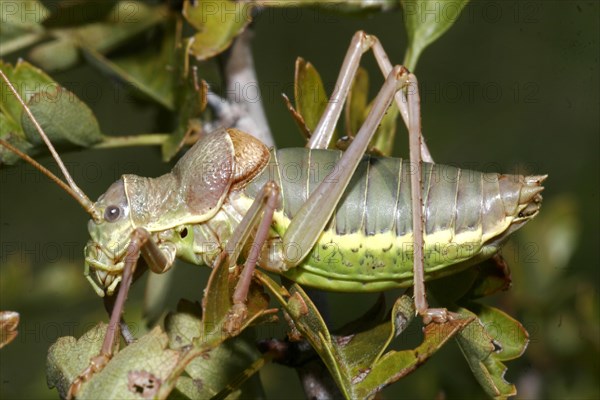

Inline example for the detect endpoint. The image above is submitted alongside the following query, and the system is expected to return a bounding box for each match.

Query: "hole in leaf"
[128,370,161,398]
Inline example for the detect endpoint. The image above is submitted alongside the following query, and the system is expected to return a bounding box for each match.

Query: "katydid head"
[84,179,136,297]
[81,128,271,297]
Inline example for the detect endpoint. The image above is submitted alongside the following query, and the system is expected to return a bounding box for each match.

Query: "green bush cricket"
[0,31,545,398]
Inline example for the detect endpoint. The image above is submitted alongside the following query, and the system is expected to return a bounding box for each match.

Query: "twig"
[221,29,274,147]
[222,28,339,399]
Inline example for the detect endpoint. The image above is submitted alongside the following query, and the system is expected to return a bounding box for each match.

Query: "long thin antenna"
[0,139,95,211]
[0,68,101,222]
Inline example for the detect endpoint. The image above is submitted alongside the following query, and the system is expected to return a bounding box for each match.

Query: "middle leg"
[222,181,280,333]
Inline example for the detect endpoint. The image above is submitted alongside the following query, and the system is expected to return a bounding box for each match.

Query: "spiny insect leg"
[67,228,174,398]
[224,181,280,334]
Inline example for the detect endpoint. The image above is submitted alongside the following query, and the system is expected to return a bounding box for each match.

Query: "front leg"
[67,228,175,399]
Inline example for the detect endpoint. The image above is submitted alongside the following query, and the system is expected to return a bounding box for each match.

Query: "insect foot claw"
[421,308,456,325]
[66,354,111,400]
[224,303,248,336]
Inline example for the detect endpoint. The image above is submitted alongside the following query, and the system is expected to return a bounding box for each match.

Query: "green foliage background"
[1,1,598,399]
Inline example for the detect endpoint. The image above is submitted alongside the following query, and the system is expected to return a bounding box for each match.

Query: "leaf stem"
[0,32,47,57]
[93,134,170,149]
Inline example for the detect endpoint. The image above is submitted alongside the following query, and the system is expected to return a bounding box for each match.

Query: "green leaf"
[0,59,54,126]
[47,323,181,400]
[80,327,181,400]
[342,66,398,156]
[353,314,472,398]
[0,113,32,164]
[42,0,118,28]
[112,34,176,109]
[0,60,103,164]
[45,303,270,399]
[0,0,47,54]
[455,305,529,399]
[179,334,265,399]
[257,272,472,399]
[47,323,107,398]
[401,0,470,70]
[28,1,165,72]
[166,301,266,399]
[337,295,416,379]
[344,67,369,138]
[282,93,311,140]
[22,85,103,147]
[74,1,163,55]
[28,38,79,72]
[368,98,398,157]
[294,57,328,134]
[257,272,351,396]
[161,67,208,161]
[184,0,253,61]
[155,254,275,398]
[201,254,235,337]
[200,253,273,339]
[166,299,204,350]
[80,23,177,110]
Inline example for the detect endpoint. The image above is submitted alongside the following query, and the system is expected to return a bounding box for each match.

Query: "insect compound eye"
[104,205,121,222]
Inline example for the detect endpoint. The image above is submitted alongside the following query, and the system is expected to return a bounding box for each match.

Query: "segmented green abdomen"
[244,148,544,292]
